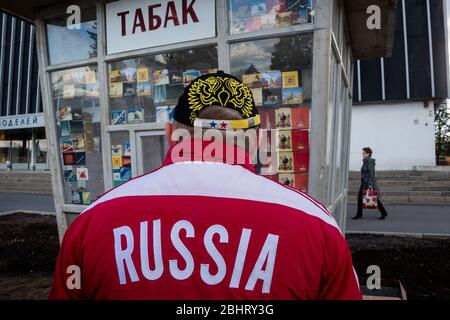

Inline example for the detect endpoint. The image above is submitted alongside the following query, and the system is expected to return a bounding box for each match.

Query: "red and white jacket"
[49,139,362,300]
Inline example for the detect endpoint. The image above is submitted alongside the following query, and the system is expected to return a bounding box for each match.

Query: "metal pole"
[31,130,36,171]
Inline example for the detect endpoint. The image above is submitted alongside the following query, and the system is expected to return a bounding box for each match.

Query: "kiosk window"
[46,7,97,65]
[107,46,218,125]
[51,66,103,205]
[230,34,313,194]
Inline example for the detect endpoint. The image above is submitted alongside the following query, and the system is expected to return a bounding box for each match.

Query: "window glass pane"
[360,59,382,101]
[36,139,48,163]
[230,34,312,195]
[10,140,28,163]
[46,7,97,65]
[229,0,313,35]
[51,66,103,205]
[325,54,338,205]
[108,46,218,125]
[333,75,345,200]
[0,140,9,164]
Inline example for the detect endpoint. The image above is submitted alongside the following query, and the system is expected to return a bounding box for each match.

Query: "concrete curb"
[347,201,450,206]
[346,230,450,240]
[0,210,56,217]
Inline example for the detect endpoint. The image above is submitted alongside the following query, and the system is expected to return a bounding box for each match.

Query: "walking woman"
[352,147,388,220]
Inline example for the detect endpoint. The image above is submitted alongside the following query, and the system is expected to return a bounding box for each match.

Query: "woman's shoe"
[351,216,362,220]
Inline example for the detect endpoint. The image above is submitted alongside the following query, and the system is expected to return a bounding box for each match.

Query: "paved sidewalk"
[346,203,450,235]
[0,193,55,214]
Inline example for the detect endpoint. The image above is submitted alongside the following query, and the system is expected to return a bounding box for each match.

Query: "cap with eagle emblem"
[173,70,260,129]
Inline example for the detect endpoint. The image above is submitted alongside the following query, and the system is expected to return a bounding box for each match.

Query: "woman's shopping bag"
[362,188,378,209]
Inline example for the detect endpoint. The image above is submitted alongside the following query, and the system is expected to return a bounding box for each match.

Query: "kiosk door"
[136,131,168,176]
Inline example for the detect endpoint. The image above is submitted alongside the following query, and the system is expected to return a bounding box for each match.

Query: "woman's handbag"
[362,188,378,209]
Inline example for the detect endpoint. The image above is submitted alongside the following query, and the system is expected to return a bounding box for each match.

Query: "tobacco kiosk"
[0,0,396,241]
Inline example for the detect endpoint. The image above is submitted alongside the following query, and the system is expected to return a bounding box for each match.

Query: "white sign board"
[0,114,45,130]
[106,0,216,55]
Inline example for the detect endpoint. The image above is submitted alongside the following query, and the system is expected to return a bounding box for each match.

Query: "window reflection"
[229,0,313,35]
[46,7,97,65]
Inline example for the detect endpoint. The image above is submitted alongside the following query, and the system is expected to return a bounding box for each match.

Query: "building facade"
[351,0,449,170]
[0,10,46,170]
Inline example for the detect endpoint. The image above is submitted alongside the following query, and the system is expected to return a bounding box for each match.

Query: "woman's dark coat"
[360,157,380,193]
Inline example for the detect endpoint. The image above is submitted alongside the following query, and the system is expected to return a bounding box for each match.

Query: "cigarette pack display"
[111,144,123,156]
[72,135,85,151]
[291,107,309,129]
[275,108,292,128]
[277,151,294,173]
[124,143,131,156]
[137,82,151,96]
[76,167,89,181]
[282,71,300,88]
[276,130,293,151]
[109,82,123,98]
[291,129,309,152]
[61,139,74,153]
[278,173,308,193]
[110,70,123,82]
[122,68,137,82]
[113,169,121,181]
[71,190,81,204]
[112,155,122,169]
[294,152,309,173]
[121,156,132,167]
[277,151,309,173]
[120,167,132,180]
[63,153,75,165]
[263,88,281,107]
[81,192,91,205]
[64,169,76,184]
[111,110,127,125]
[137,68,149,82]
[74,152,86,166]
[123,82,137,96]
[261,71,282,89]
[127,108,144,123]
[282,87,303,105]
